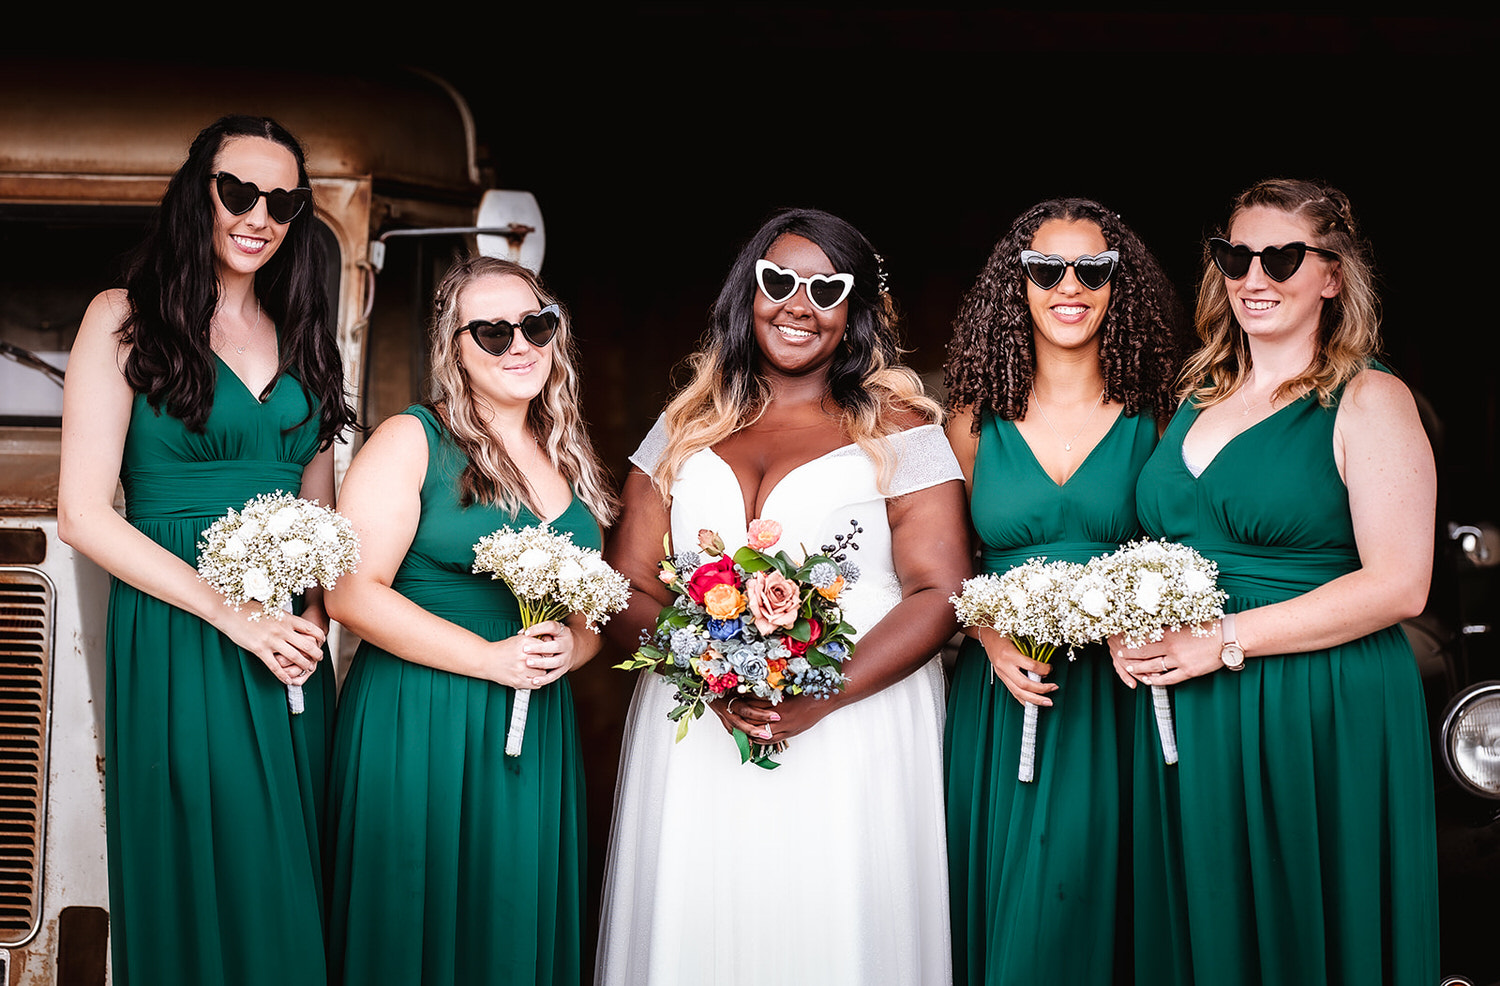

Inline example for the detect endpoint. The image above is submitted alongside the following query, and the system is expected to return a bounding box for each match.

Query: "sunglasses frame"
[753,259,855,311]
[1207,238,1340,283]
[455,304,561,355]
[1019,249,1120,291]
[211,171,312,224]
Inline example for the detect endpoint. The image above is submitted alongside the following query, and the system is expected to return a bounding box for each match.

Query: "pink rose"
[746,569,801,636]
[686,554,738,604]
[746,518,783,551]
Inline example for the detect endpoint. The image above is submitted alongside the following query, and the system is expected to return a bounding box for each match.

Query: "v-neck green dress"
[1130,382,1439,986]
[326,405,592,986]
[107,359,332,986]
[945,409,1156,986]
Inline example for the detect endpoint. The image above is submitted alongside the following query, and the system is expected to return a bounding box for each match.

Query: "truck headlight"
[1441,682,1500,799]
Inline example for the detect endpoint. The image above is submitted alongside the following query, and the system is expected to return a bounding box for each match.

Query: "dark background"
[419,8,1498,977]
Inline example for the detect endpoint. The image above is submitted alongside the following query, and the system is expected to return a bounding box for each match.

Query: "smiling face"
[1223,205,1342,345]
[209,136,301,279]
[752,233,849,380]
[1026,218,1112,360]
[456,273,555,414]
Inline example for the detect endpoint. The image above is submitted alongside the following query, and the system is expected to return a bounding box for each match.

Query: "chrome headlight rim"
[1441,680,1500,801]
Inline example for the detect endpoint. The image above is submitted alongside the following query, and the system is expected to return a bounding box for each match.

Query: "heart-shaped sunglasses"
[1208,238,1340,282]
[754,259,855,311]
[1019,249,1120,291]
[211,171,312,224]
[456,305,561,355]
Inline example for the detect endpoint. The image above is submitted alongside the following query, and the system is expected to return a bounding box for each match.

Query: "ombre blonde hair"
[428,256,617,525]
[651,208,940,500]
[1182,178,1381,408]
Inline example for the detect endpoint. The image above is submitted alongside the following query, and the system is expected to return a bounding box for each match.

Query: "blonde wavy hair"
[1182,178,1381,408]
[428,256,617,525]
[651,208,940,500]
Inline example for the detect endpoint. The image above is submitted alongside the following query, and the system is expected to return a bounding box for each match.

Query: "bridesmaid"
[1115,179,1439,984]
[943,198,1182,986]
[324,256,616,985]
[58,116,355,984]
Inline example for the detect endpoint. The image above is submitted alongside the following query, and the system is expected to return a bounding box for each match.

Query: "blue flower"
[707,617,744,640]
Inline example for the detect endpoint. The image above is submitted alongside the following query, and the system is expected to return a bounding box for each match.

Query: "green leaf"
[788,618,812,643]
[675,716,691,742]
[732,546,773,572]
[733,728,752,764]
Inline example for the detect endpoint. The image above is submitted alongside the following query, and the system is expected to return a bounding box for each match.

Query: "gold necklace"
[215,299,262,356]
[1031,386,1105,452]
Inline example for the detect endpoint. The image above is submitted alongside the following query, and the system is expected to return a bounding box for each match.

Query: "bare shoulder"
[943,404,980,480]
[1337,366,1423,431]
[348,412,430,483]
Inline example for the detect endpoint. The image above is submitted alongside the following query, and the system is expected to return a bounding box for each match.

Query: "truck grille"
[0,568,52,945]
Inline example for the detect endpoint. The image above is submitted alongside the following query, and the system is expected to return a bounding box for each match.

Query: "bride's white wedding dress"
[596,420,960,986]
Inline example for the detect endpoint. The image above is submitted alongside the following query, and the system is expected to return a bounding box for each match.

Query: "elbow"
[323,588,353,627]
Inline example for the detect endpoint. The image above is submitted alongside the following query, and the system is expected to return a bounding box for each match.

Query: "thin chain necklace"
[1031,385,1104,452]
[215,299,262,356]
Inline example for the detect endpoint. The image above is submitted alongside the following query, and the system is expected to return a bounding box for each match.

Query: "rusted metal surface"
[0,430,61,516]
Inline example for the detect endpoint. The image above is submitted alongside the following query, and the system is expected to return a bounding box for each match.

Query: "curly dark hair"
[944,197,1183,429]
[119,115,356,448]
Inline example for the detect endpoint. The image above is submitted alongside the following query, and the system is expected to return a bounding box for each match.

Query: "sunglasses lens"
[216,173,257,215]
[1074,257,1116,290]
[265,188,308,224]
[807,276,851,310]
[1022,257,1066,290]
[521,310,559,347]
[1209,240,1251,279]
[1259,244,1305,282]
[757,265,797,303]
[470,321,515,355]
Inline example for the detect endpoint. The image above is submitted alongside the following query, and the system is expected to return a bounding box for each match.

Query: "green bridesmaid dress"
[107,359,333,985]
[326,405,590,986]
[1131,380,1439,986]
[945,409,1156,986]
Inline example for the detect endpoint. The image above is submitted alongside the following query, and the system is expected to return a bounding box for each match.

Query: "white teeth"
[1054,306,1086,316]
[776,324,813,340]
[1244,300,1277,310]
[231,235,265,251]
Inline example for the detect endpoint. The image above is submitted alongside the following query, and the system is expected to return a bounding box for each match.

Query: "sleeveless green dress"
[1131,382,1439,986]
[107,359,333,986]
[326,405,591,986]
[945,409,1156,986]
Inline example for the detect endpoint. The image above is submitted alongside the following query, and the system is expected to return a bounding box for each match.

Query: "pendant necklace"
[215,299,262,356]
[1032,385,1104,452]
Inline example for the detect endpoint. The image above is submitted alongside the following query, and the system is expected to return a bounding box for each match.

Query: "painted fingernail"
[769,713,781,722]
[1126,664,1137,673]
[759,729,773,739]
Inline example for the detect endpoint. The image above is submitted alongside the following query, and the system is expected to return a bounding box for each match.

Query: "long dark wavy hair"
[118,115,355,448]
[945,197,1183,428]
[651,207,939,497]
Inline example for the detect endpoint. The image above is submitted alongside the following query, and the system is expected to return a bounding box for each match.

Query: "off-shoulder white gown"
[597,421,960,986]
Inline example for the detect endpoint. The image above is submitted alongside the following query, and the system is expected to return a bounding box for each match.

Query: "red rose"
[686,554,738,604]
[785,617,822,657]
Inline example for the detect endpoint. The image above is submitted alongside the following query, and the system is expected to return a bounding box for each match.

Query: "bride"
[596,208,969,985]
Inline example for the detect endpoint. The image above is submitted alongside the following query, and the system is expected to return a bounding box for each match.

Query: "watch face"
[1221,643,1246,670]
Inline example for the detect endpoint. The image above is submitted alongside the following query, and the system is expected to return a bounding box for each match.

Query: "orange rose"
[704,583,748,619]
[746,518,783,550]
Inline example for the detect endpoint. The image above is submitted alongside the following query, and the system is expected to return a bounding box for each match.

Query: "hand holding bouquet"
[952,558,1094,782]
[616,518,861,768]
[473,524,631,757]
[197,491,360,713]
[1091,539,1227,764]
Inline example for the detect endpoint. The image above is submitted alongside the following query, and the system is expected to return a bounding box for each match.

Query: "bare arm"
[58,289,325,685]
[600,467,675,655]
[1117,370,1435,686]
[322,414,583,688]
[735,478,972,744]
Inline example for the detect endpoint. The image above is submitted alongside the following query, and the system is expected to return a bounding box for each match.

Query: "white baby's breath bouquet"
[197,491,360,713]
[1093,539,1228,765]
[952,558,1094,782]
[472,525,631,756]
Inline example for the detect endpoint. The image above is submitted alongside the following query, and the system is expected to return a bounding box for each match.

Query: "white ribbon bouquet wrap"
[952,558,1098,782]
[1090,539,1228,765]
[472,525,630,756]
[196,492,360,713]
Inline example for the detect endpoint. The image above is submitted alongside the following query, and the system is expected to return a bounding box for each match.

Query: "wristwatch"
[1219,613,1246,671]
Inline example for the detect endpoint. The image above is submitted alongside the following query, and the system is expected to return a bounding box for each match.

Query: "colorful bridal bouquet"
[472,525,631,756]
[197,491,361,714]
[1089,539,1227,765]
[952,559,1101,782]
[616,518,861,768]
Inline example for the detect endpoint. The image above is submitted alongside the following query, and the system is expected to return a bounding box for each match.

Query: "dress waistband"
[1187,540,1359,602]
[392,570,524,624]
[123,461,307,521]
